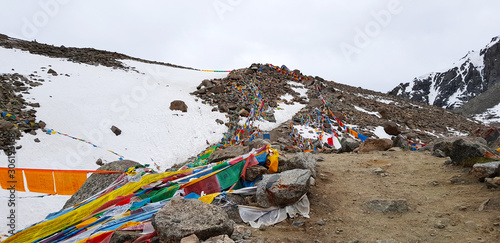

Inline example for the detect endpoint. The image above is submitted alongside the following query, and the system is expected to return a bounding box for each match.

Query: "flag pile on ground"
[3,145,278,243]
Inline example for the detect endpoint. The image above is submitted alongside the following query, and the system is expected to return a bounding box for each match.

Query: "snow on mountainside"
[0,46,232,235]
[389,36,500,115]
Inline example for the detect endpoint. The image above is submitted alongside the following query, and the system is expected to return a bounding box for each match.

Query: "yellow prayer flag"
[199,192,221,204]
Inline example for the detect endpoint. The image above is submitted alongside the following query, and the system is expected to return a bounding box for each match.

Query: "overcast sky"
[1,0,499,92]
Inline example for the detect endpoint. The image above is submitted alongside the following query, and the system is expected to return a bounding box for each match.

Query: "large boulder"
[383,122,401,136]
[471,161,500,180]
[449,138,499,166]
[170,100,188,112]
[277,152,317,177]
[63,160,140,209]
[208,145,250,163]
[358,138,393,152]
[256,169,312,208]
[340,137,361,153]
[152,197,234,242]
[432,136,487,157]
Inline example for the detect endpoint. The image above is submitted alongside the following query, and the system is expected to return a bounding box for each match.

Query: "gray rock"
[340,137,360,153]
[391,135,411,150]
[432,149,447,158]
[208,145,250,163]
[211,194,246,224]
[365,199,408,213]
[152,197,234,242]
[449,138,499,166]
[245,166,267,182]
[231,225,251,241]
[433,136,487,157]
[471,161,500,180]
[244,138,270,150]
[278,152,317,177]
[63,160,140,209]
[256,169,312,208]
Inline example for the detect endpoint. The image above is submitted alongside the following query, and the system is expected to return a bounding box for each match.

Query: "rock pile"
[0,73,44,152]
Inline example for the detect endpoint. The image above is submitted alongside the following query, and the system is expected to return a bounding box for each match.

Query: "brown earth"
[249,150,500,243]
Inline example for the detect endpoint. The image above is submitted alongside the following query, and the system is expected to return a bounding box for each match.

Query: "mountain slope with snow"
[0,46,234,235]
[389,36,500,114]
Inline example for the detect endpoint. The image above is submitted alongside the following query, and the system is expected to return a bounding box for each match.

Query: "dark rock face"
[152,197,234,242]
[449,138,499,166]
[389,37,500,113]
[340,137,361,153]
[63,160,140,209]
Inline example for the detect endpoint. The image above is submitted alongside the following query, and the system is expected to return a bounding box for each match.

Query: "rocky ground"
[248,150,500,243]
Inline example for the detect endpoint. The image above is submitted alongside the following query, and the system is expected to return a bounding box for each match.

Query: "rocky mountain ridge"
[389,36,500,113]
[0,33,486,154]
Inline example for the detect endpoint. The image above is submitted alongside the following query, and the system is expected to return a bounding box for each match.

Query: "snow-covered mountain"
[389,36,500,119]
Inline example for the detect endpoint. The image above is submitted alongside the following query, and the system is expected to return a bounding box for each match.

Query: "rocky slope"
[192,63,482,147]
[389,36,500,112]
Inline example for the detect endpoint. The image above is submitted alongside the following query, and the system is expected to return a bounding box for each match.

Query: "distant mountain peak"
[389,35,500,115]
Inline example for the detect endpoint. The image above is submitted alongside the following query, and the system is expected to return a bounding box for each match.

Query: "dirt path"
[251,150,500,243]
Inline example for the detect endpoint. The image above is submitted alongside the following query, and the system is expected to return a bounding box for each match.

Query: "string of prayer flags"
[45,128,125,159]
[0,168,125,195]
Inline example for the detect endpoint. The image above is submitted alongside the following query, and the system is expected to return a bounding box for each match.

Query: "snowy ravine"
[0,47,306,236]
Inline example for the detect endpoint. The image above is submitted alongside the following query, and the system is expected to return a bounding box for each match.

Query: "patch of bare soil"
[250,151,500,243]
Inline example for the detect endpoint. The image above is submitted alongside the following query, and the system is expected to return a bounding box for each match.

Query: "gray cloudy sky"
[1,0,500,92]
